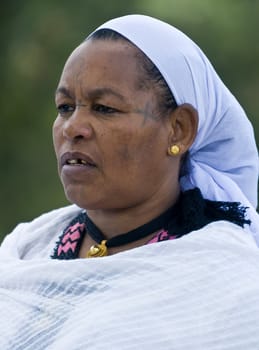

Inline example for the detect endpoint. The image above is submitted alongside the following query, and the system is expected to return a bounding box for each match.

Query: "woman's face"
[53,39,178,210]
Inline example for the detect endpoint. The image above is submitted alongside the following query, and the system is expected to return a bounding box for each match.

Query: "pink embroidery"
[57,222,85,256]
[62,222,85,242]
[58,241,77,255]
[62,230,80,244]
[168,235,176,240]
[147,229,176,244]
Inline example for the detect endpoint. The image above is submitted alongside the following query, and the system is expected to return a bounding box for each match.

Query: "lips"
[61,152,97,168]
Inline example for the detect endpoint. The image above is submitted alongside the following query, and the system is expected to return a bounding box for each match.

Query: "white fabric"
[93,14,259,243]
[1,211,259,349]
[1,204,81,260]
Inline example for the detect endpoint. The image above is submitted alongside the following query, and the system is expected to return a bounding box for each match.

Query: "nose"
[62,107,93,141]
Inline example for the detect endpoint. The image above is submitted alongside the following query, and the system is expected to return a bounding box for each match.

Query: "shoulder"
[186,220,257,251]
[204,220,255,242]
[0,205,82,259]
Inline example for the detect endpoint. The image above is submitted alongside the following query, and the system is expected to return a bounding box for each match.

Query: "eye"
[57,104,75,116]
[92,104,119,114]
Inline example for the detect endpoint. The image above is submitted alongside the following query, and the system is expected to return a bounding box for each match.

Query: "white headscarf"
[91,15,259,243]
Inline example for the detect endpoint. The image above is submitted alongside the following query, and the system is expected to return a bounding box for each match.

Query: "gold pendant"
[86,240,108,258]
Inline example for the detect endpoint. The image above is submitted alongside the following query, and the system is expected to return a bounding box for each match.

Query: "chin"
[63,187,102,210]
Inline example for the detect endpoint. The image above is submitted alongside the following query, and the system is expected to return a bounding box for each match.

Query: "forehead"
[59,39,143,92]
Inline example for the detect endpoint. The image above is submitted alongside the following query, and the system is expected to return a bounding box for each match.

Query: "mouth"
[61,152,97,168]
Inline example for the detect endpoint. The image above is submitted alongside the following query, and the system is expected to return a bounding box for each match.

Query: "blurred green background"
[1,0,259,241]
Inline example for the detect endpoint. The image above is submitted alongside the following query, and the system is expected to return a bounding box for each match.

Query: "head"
[53,27,198,211]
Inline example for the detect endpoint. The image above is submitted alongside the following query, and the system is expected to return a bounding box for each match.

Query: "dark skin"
[53,39,198,257]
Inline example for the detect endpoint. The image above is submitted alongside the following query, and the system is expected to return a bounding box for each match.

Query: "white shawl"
[1,209,259,349]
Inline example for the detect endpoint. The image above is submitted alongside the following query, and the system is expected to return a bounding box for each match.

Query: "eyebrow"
[55,86,74,99]
[55,86,126,102]
[86,87,126,102]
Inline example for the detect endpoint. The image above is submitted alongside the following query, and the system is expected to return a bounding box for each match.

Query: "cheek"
[116,137,134,163]
[112,127,163,168]
[111,129,141,165]
[52,118,63,154]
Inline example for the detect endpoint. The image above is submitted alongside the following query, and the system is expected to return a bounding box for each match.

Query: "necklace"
[85,204,177,258]
[52,188,246,260]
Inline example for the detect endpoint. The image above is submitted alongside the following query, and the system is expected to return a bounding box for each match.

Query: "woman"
[1,14,259,349]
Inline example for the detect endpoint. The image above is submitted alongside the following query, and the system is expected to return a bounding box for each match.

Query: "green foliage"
[1,0,258,240]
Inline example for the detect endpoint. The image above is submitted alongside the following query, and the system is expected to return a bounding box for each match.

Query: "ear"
[168,103,198,155]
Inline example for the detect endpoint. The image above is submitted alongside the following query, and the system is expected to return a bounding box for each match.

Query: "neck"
[85,186,180,240]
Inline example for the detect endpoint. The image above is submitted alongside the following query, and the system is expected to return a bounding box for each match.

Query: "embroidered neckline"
[52,212,86,259]
[51,213,177,260]
[51,187,250,260]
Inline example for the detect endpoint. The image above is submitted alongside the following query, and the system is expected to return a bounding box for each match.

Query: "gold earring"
[168,145,180,156]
